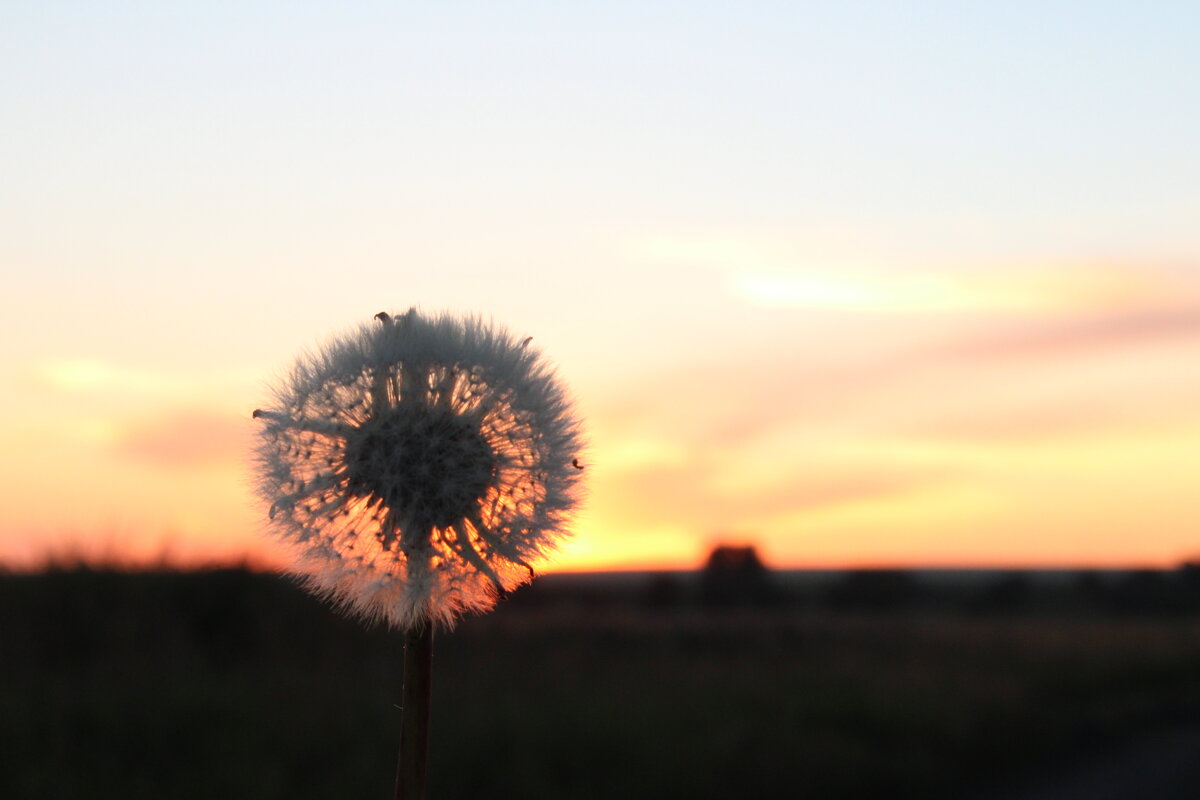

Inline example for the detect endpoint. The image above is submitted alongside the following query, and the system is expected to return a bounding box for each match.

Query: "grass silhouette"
[4,566,1200,798]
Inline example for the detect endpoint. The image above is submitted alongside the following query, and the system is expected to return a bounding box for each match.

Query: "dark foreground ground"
[3,567,1200,799]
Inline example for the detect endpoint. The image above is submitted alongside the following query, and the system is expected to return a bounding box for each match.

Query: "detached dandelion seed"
[251,308,585,798]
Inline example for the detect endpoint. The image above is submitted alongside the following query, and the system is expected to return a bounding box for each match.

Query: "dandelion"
[251,308,585,798]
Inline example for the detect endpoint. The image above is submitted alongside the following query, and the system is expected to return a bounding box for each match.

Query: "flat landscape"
[5,566,1200,799]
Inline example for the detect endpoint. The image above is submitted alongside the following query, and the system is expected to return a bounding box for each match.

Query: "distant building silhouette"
[698,545,778,607]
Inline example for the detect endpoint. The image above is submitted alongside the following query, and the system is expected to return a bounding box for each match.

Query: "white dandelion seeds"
[252,308,585,629]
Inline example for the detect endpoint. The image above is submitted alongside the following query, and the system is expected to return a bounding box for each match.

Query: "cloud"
[115,410,250,469]
[944,305,1200,362]
[28,359,257,405]
[591,352,886,453]
[899,400,1158,445]
[732,263,1199,315]
[595,456,951,532]
[34,359,177,394]
[588,295,1200,509]
[730,469,954,518]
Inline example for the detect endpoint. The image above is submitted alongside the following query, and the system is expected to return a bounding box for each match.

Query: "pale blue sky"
[6,3,1196,269]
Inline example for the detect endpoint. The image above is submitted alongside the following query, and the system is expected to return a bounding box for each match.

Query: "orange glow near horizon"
[3,286,1200,575]
[3,281,1200,575]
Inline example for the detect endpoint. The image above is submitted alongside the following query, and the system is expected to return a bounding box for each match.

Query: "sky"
[1,2,1198,571]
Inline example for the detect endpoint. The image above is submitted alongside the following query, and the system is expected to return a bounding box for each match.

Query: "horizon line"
[5,556,1198,576]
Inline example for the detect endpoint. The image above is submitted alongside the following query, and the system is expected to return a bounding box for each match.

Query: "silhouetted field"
[4,566,1200,799]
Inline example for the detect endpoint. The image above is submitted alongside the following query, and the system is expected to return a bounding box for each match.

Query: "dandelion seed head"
[252,308,585,629]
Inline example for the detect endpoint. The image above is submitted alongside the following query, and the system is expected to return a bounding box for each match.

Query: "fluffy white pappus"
[252,308,585,629]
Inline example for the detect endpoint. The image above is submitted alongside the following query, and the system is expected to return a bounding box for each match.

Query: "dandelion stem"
[395,625,434,800]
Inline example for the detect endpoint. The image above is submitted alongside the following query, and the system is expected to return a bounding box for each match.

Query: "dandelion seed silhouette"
[252,309,584,629]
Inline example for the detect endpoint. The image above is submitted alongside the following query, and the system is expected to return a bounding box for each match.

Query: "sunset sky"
[2,3,1198,571]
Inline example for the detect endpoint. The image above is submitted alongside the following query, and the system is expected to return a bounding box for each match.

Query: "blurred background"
[2,2,1198,797]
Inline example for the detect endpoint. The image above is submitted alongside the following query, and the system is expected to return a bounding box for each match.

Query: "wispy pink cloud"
[943,305,1200,362]
[114,410,250,469]
[597,459,953,529]
[595,288,1200,459]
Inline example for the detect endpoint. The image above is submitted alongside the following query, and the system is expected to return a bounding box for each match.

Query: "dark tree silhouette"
[826,569,924,611]
[698,545,779,607]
